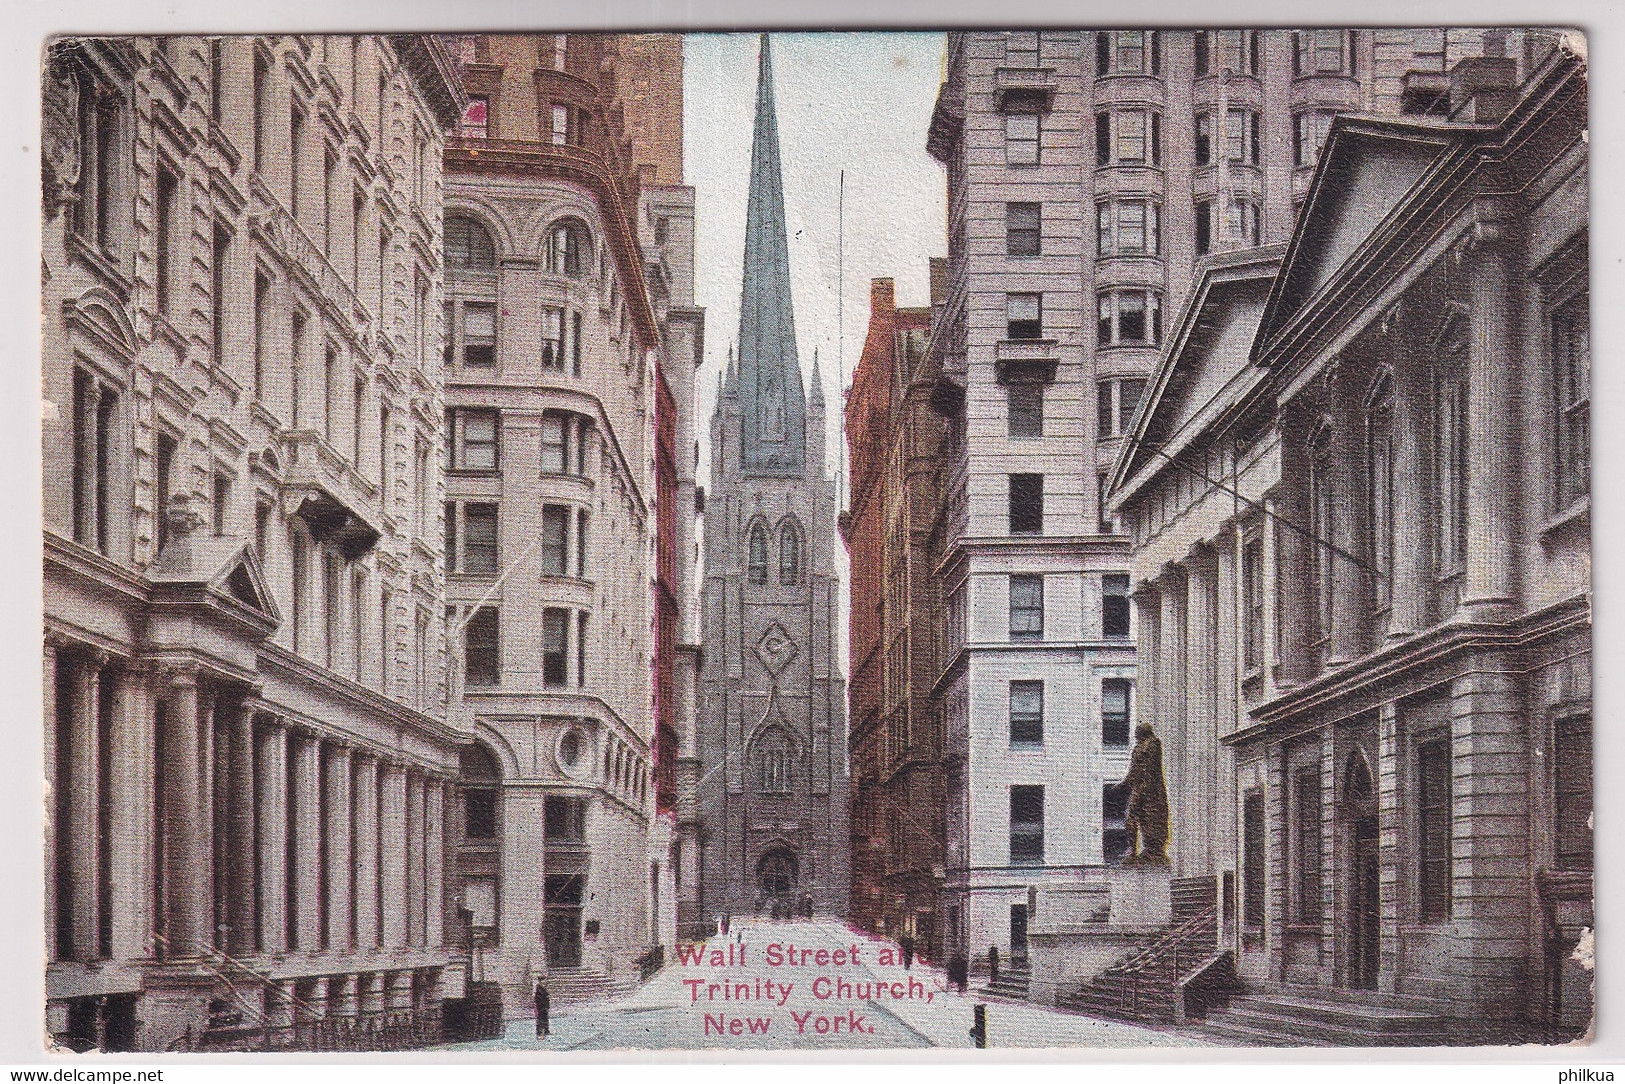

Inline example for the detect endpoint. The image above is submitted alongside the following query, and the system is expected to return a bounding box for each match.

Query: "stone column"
[425,778,445,948]
[256,719,288,954]
[1460,206,1519,620]
[1183,549,1217,879]
[353,755,381,949]
[267,980,296,1048]
[228,701,257,955]
[1132,581,1160,743]
[1449,656,1531,1017]
[1265,743,1289,984]
[1376,702,1402,993]
[380,763,407,948]
[360,971,385,1019]
[325,743,354,951]
[163,665,207,957]
[43,634,59,959]
[1326,369,1368,667]
[292,732,323,952]
[109,665,150,962]
[405,772,425,946]
[67,649,104,961]
[1388,305,1431,639]
[1157,570,1187,804]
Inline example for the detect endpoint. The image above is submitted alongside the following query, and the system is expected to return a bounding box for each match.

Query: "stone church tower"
[698,35,849,920]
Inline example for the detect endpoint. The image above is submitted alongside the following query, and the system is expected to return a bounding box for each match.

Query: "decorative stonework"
[754,622,797,677]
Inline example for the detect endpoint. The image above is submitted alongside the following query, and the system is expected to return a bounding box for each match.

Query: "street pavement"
[439,919,1204,1051]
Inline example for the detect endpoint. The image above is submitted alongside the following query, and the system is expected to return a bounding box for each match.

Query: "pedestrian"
[989,944,999,985]
[533,979,550,1039]
[900,935,915,971]
[949,954,968,994]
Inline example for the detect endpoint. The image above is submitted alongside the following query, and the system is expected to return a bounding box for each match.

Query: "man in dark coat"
[1124,723,1170,865]
[534,979,550,1039]
[900,935,915,970]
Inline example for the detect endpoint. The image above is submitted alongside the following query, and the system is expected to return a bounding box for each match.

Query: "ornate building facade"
[919,26,1554,981]
[1109,44,1588,1037]
[440,32,690,1012]
[843,276,944,952]
[42,35,466,1051]
[697,35,850,921]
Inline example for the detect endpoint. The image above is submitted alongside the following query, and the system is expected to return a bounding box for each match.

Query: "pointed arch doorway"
[1341,751,1380,990]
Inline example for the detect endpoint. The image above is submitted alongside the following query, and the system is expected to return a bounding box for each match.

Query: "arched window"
[778,520,802,585]
[1366,372,1395,617]
[446,215,496,273]
[545,220,591,277]
[747,522,769,585]
[756,730,793,794]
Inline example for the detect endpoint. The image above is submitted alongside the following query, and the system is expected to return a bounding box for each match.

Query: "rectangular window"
[1008,473,1043,535]
[1009,574,1044,641]
[1115,30,1145,73]
[1097,377,1146,437]
[1006,293,1042,340]
[155,168,177,314]
[255,500,270,560]
[155,432,176,554]
[1103,573,1131,639]
[1103,784,1130,865]
[541,505,570,577]
[451,409,500,471]
[1295,767,1323,924]
[571,311,584,374]
[1195,112,1212,166]
[1295,111,1334,168]
[443,500,457,571]
[1098,471,1119,535]
[1005,30,1039,67]
[542,608,569,686]
[545,796,587,842]
[290,109,305,219]
[1098,291,1162,347]
[464,789,497,839]
[1009,785,1044,865]
[1006,202,1041,257]
[1243,792,1265,927]
[1555,716,1593,870]
[1102,678,1131,747]
[1243,534,1265,672]
[1225,109,1260,165]
[1553,294,1590,509]
[1195,198,1212,255]
[252,52,268,171]
[1007,382,1043,439]
[462,302,496,366]
[541,414,567,473]
[414,436,430,536]
[464,606,500,686]
[1116,110,1146,163]
[551,104,569,145]
[211,223,230,367]
[1095,111,1111,165]
[1296,29,1351,76]
[212,472,230,535]
[464,502,499,576]
[1418,739,1452,922]
[1225,198,1261,247]
[1434,371,1468,575]
[1005,114,1040,166]
[577,611,588,687]
[540,307,566,370]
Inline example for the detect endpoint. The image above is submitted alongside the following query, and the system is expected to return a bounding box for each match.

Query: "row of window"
[442,299,586,374]
[444,501,590,580]
[1008,30,1355,81]
[1004,107,1343,171]
[1002,289,1163,347]
[1008,675,1134,748]
[445,408,595,476]
[460,603,588,688]
[1006,199,1262,262]
[745,519,804,586]
[1008,573,1131,642]
[446,215,594,280]
[1005,778,1138,867]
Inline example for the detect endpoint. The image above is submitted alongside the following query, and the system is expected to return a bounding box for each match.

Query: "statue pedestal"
[1108,863,1171,928]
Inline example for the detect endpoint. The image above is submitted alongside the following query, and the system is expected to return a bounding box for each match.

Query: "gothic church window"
[748,522,769,584]
[779,520,802,585]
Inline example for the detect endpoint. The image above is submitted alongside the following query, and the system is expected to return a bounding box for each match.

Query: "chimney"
[1448,55,1520,124]
[870,278,895,318]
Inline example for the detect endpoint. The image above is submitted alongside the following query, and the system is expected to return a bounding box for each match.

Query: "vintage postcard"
[37,26,1590,1054]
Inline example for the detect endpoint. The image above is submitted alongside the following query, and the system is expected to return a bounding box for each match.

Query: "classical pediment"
[149,523,280,635]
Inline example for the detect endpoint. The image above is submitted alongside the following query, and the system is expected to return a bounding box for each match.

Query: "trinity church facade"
[696,35,851,920]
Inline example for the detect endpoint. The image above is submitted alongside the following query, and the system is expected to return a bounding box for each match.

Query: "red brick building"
[843,276,948,953]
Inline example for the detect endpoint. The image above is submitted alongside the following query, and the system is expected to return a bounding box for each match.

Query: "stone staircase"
[1202,987,1467,1047]
[1057,906,1223,1025]
[981,959,1032,1000]
[546,968,625,1005]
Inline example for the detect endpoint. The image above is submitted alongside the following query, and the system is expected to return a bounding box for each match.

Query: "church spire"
[809,347,824,407]
[735,32,806,476]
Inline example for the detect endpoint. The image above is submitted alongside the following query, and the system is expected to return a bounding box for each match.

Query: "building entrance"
[1342,754,1380,990]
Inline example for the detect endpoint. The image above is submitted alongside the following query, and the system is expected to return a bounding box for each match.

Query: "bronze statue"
[1123,723,1170,865]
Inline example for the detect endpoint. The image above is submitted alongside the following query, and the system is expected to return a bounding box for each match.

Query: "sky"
[683,32,948,491]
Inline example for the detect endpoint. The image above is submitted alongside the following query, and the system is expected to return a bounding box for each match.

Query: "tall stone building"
[440,33,686,1011]
[1108,44,1587,1039]
[919,28,1550,980]
[42,35,465,1050]
[843,276,943,951]
[698,35,850,920]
